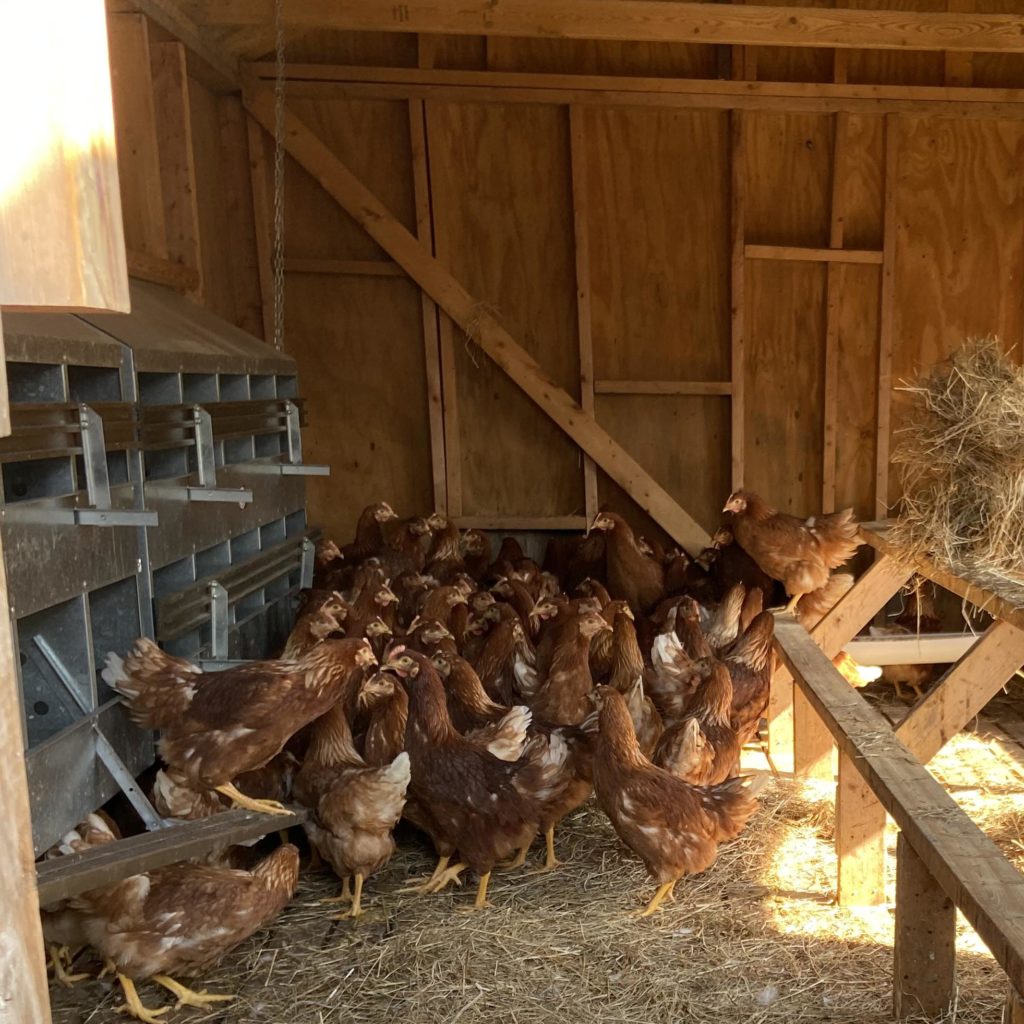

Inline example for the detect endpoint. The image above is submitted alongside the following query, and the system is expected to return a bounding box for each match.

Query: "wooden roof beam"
[241,76,710,554]
[199,0,1024,54]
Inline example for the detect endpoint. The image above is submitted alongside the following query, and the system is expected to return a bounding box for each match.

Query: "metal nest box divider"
[3,281,326,857]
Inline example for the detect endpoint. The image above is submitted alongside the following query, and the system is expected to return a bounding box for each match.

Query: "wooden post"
[409,97,449,515]
[729,110,746,491]
[0,311,52,1023]
[836,749,887,906]
[1006,988,1024,1024]
[569,106,599,522]
[149,38,203,296]
[894,832,956,1019]
[245,116,276,342]
[874,114,898,519]
[794,689,835,779]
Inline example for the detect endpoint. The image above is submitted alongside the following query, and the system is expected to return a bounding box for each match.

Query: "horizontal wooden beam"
[202,0,1024,54]
[745,244,883,265]
[455,516,588,531]
[242,78,710,554]
[284,257,405,277]
[249,63,1024,120]
[773,613,1024,994]
[127,249,202,292]
[36,807,307,905]
[860,521,1024,633]
[844,632,978,665]
[595,380,732,396]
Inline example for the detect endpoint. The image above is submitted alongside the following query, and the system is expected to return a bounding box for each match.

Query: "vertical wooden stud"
[245,116,275,343]
[836,750,887,906]
[893,832,956,1019]
[822,112,848,514]
[409,97,448,514]
[793,690,836,780]
[875,114,899,520]
[0,311,52,1024]
[1005,988,1024,1024]
[149,38,203,296]
[730,110,746,492]
[569,106,599,522]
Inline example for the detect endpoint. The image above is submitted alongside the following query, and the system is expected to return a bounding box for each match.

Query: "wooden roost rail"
[771,520,1024,1018]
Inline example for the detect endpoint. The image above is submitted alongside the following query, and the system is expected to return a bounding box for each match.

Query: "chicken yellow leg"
[320,875,352,906]
[115,974,169,1024]
[332,873,365,920]
[152,975,234,1009]
[48,944,89,986]
[635,880,677,918]
[784,594,801,615]
[214,782,290,816]
[542,827,560,871]
[458,871,493,912]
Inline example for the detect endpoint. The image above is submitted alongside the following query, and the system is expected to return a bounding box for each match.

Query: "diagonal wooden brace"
[241,77,710,554]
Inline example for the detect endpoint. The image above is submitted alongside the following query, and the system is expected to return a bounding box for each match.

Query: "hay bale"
[891,337,1024,586]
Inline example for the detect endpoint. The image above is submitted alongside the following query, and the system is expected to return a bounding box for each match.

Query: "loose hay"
[50,770,1008,1024]
[891,336,1024,590]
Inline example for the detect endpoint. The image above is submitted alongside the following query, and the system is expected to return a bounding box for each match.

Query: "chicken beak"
[356,646,378,668]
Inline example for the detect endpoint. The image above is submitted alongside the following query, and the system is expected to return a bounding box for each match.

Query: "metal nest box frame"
[3,282,326,855]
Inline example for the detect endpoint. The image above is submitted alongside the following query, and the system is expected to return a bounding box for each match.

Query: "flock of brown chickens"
[42,492,862,1022]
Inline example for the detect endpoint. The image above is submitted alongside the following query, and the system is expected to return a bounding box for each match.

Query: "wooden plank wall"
[101,9,1024,545]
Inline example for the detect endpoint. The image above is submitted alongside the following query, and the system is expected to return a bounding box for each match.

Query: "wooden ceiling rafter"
[193,0,1024,55]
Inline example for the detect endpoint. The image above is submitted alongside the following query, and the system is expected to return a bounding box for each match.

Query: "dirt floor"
[48,689,1023,1024]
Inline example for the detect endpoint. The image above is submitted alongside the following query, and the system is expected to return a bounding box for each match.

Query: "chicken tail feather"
[700,772,767,841]
[104,638,202,729]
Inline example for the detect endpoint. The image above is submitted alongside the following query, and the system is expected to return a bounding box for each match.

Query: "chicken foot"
[319,875,352,905]
[403,854,450,894]
[524,828,564,875]
[458,871,493,912]
[331,873,365,920]
[213,782,290,816]
[152,975,234,1009]
[404,855,467,894]
[784,594,801,615]
[635,880,677,918]
[115,974,169,1024]
[48,944,89,986]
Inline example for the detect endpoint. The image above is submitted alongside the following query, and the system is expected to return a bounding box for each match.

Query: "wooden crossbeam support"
[896,619,1024,764]
[198,0,1024,54]
[894,832,956,1019]
[774,613,1024,989]
[241,78,710,553]
[133,0,239,90]
[770,552,912,767]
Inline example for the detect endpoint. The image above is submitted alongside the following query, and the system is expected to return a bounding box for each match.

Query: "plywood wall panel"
[835,264,882,518]
[744,114,833,247]
[582,107,731,383]
[893,117,1024,378]
[285,275,433,541]
[840,115,886,251]
[284,97,416,262]
[596,395,731,537]
[744,261,828,514]
[427,101,584,518]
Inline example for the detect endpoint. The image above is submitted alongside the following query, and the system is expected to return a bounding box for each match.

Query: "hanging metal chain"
[271,0,286,351]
